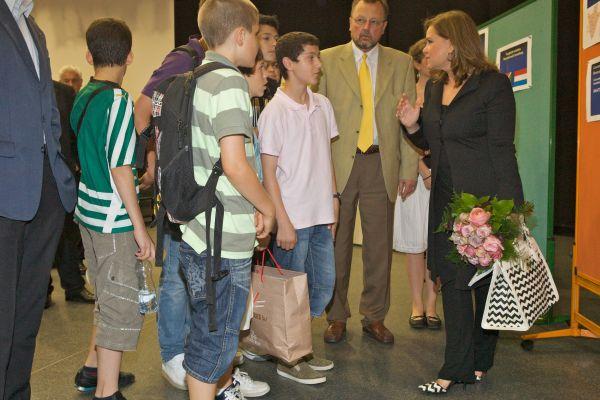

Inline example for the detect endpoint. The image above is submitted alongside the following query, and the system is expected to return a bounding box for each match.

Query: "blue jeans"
[157,231,191,363]
[273,224,335,317]
[179,242,251,384]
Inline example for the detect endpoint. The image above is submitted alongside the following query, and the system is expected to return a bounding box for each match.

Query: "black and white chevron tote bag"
[480,225,560,331]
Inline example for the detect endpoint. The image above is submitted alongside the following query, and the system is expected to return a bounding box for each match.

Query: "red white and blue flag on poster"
[496,36,532,92]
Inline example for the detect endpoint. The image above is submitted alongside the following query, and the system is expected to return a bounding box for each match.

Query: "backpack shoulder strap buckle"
[212,159,223,175]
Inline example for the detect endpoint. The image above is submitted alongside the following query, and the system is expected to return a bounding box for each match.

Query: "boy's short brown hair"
[276,32,319,80]
[198,0,259,48]
[239,50,264,76]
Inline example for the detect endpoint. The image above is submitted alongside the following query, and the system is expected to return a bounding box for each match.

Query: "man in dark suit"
[0,1,77,398]
[46,81,94,307]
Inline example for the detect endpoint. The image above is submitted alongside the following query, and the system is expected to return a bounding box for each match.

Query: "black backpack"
[152,61,236,331]
[135,44,203,168]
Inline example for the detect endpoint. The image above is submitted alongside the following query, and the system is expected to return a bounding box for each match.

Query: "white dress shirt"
[351,40,379,145]
[5,0,39,79]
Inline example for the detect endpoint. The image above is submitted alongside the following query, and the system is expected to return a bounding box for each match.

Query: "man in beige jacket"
[317,0,418,344]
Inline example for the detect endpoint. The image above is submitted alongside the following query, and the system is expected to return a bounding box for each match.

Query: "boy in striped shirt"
[179,1,275,399]
[70,18,155,400]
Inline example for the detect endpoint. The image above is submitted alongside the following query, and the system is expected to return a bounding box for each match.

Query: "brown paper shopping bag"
[240,249,312,364]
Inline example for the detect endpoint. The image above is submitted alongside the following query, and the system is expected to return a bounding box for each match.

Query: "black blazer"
[407,70,524,287]
[53,81,78,174]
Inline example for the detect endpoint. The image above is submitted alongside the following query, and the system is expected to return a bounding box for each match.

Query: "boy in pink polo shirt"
[259,32,339,385]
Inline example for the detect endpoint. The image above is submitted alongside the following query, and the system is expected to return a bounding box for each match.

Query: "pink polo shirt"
[258,87,339,229]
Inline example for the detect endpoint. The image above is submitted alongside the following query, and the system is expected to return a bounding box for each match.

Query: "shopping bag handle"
[258,248,285,282]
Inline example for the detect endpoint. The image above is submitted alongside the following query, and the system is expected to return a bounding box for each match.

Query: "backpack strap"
[76,81,119,135]
[202,160,226,332]
[181,62,235,331]
[172,44,201,69]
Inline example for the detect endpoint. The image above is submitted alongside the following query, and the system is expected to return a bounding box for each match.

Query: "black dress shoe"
[66,288,95,303]
[92,390,127,400]
[75,366,135,393]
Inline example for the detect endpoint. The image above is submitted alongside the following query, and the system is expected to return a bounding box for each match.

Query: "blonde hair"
[408,38,427,64]
[424,10,497,86]
[198,0,258,48]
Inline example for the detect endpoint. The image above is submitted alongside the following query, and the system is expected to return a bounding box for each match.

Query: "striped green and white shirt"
[180,51,257,259]
[71,79,138,233]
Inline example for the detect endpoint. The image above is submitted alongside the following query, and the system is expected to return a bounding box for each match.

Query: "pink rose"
[467,256,480,265]
[478,253,492,267]
[453,221,463,233]
[469,208,491,227]
[476,224,492,239]
[483,235,504,253]
[450,232,461,245]
[457,244,468,255]
[490,249,503,260]
[464,245,476,257]
[469,235,484,248]
[459,212,470,224]
[475,246,488,258]
[460,224,475,237]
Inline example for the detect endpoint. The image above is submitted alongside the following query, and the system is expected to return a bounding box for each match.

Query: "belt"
[356,145,379,155]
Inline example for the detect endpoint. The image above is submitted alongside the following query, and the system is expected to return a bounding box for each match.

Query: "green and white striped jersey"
[71,79,138,233]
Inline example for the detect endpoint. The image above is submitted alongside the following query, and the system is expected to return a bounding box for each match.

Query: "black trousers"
[0,155,65,400]
[49,211,85,295]
[438,281,499,383]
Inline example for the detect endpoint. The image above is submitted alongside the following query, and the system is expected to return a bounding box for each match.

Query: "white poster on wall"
[479,27,489,56]
[586,55,600,121]
[583,0,600,49]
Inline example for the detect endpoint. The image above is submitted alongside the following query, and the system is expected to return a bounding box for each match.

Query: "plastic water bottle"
[137,261,158,314]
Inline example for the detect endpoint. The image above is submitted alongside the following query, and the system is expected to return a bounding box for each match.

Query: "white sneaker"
[161,353,188,390]
[233,368,270,397]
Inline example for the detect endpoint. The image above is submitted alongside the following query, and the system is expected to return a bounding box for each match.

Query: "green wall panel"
[480,0,557,266]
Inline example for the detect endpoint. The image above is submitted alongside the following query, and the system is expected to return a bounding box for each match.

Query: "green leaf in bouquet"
[445,249,465,265]
[491,221,502,232]
[436,206,454,233]
[491,199,514,218]
[502,241,517,261]
[460,192,479,209]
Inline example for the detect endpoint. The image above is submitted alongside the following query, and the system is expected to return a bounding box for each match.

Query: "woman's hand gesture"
[396,93,420,132]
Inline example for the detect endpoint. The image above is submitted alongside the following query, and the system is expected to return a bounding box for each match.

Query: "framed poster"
[496,36,532,92]
[583,0,600,49]
[479,27,489,56]
[586,55,600,122]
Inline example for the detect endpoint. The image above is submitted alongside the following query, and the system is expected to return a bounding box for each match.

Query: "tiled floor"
[32,236,599,399]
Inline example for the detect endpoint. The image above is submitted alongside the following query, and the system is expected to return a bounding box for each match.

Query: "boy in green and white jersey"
[70,18,155,400]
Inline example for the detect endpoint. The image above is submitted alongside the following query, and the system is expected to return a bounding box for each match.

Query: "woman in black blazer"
[397,10,524,394]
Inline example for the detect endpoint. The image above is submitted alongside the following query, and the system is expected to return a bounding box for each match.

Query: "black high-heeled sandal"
[418,381,467,395]
[425,315,442,330]
[409,315,427,329]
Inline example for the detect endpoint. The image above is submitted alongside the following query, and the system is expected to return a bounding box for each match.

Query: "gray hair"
[59,65,82,78]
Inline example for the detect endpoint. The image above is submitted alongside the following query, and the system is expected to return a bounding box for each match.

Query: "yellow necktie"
[357,54,374,152]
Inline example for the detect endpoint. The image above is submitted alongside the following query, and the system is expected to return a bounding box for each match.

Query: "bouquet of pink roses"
[438,193,533,270]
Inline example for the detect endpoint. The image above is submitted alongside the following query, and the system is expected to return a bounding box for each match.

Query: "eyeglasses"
[352,17,386,27]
